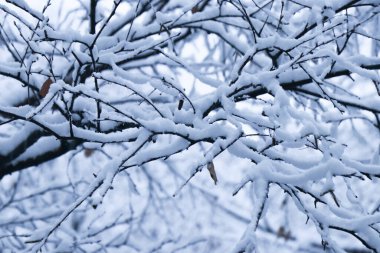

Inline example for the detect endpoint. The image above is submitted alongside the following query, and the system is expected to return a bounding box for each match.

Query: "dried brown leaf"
[207,161,217,185]
[277,226,292,240]
[178,99,184,110]
[39,78,53,97]
[84,149,94,157]
[191,6,199,13]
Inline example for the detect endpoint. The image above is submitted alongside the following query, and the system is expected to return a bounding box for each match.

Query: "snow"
[0,0,380,252]
[11,136,61,165]
[0,122,39,156]
[5,0,44,21]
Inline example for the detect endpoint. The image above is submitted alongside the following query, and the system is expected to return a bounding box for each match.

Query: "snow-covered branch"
[0,0,380,252]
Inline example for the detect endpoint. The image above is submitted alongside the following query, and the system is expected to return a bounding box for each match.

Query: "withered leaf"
[39,78,53,97]
[178,99,184,110]
[207,161,217,185]
[277,226,291,240]
[191,6,199,13]
[84,149,94,157]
